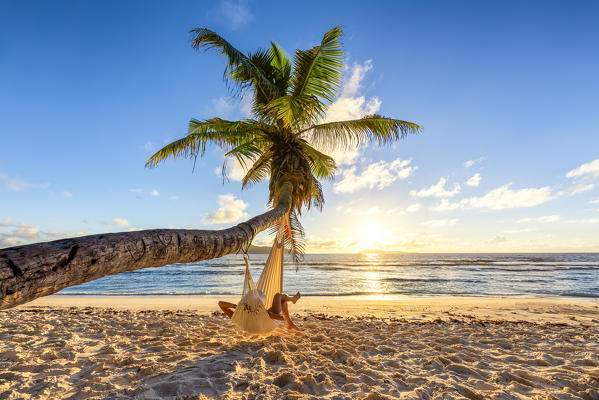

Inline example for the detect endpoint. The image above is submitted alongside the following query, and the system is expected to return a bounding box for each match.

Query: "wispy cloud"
[464,157,484,168]
[518,214,560,223]
[214,158,247,182]
[565,158,599,180]
[0,173,49,192]
[459,183,554,210]
[430,199,461,212]
[151,189,159,196]
[465,173,481,187]
[504,228,536,233]
[558,183,595,196]
[422,218,459,227]
[113,218,130,227]
[410,178,460,198]
[63,191,72,198]
[354,206,381,216]
[488,235,507,244]
[334,158,416,194]
[218,0,253,29]
[205,194,248,224]
[0,218,13,227]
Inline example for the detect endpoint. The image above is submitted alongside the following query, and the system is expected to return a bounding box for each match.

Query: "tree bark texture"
[0,183,292,310]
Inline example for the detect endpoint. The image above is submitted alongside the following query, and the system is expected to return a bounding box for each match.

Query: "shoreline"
[17,294,599,325]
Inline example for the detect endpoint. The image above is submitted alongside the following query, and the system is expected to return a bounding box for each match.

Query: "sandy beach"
[0,296,597,399]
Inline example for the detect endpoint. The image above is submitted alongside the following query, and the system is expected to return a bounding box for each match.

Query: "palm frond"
[240,149,272,189]
[145,131,246,168]
[269,212,305,266]
[300,141,336,179]
[188,117,270,136]
[190,28,279,99]
[302,115,422,151]
[269,41,292,92]
[262,95,326,129]
[290,26,343,103]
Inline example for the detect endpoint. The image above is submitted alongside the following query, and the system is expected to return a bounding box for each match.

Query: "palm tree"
[0,27,420,310]
[146,26,421,260]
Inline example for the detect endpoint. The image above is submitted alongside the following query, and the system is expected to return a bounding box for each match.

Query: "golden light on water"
[362,253,384,295]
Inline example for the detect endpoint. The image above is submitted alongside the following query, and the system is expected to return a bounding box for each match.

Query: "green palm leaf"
[240,149,272,189]
[290,26,343,103]
[300,141,336,179]
[146,131,246,168]
[302,115,422,151]
[190,28,279,99]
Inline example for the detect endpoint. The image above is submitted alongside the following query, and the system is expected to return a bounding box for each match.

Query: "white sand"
[1,296,598,399]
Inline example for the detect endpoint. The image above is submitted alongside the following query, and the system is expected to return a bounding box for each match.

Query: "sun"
[355,222,385,250]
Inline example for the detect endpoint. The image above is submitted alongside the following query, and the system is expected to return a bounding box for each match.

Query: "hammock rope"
[230,219,286,334]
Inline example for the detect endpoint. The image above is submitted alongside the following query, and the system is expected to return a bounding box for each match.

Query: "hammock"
[230,223,285,334]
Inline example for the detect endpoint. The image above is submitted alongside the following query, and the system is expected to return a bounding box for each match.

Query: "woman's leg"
[281,301,299,330]
[268,292,301,330]
[218,301,236,319]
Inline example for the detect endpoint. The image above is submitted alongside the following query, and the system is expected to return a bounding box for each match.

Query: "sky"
[1,0,598,253]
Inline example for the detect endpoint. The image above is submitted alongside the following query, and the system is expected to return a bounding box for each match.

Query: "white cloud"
[215,158,247,182]
[0,174,49,192]
[114,218,130,227]
[316,60,381,166]
[464,157,484,168]
[0,236,20,248]
[63,191,72,198]
[0,223,91,248]
[13,223,40,239]
[460,183,554,210]
[334,158,416,194]
[565,218,599,224]
[422,218,458,227]
[430,199,461,212]
[410,178,460,198]
[559,183,595,196]
[488,235,507,244]
[465,173,481,187]
[218,0,253,29]
[169,195,180,201]
[144,141,155,151]
[206,194,249,224]
[151,189,159,196]
[406,203,422,213]
[0,218,13,227]
[504,228,536,233]
[129,188,142,193]
[211,96,236,118]
[354,206,381,216]
[518,215,560,223]
[565,159,599,179]
[590,198,599,204]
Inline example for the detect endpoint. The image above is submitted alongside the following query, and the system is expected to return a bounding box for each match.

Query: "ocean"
[57,253,599,299]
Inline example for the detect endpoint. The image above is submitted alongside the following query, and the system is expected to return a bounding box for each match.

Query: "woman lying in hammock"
[219,291,301,330]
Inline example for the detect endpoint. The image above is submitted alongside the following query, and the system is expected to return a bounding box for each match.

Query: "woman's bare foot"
[287,322,300,330]
[292,291,301,304]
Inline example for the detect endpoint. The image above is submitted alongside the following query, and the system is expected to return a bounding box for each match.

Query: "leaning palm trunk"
[0,184,292,310]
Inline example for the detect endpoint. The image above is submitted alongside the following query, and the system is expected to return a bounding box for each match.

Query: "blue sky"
[1,0,598,252]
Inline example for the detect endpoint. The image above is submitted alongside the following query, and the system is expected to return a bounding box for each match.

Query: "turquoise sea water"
[59,253,599,298]
[57,253,599,299]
